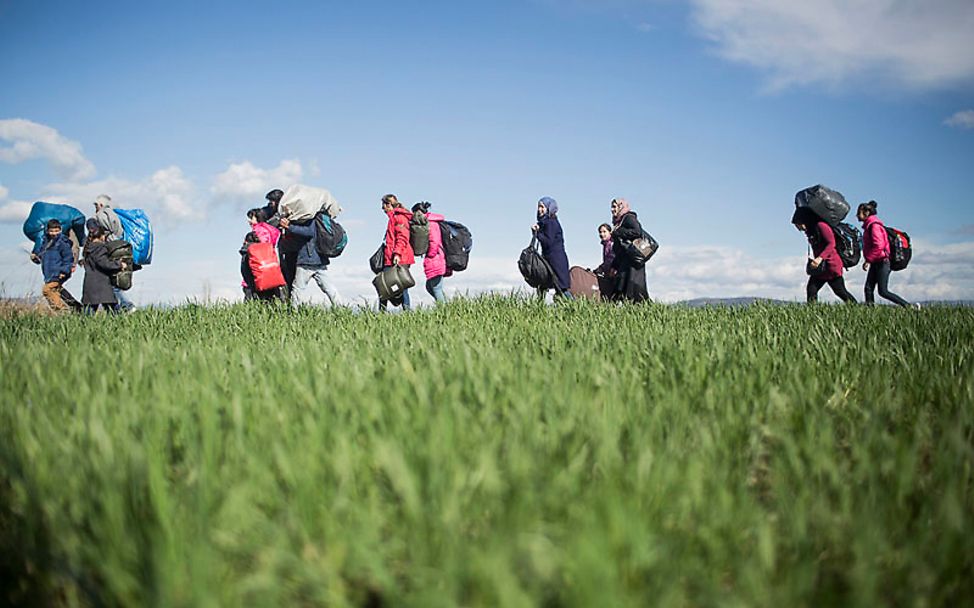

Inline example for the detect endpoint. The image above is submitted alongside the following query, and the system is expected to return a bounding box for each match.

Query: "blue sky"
[2,0,973,304]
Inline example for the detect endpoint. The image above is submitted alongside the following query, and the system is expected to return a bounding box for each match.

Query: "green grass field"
[2,298,972,607]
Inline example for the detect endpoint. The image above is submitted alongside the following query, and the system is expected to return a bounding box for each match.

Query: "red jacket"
[810,221,843,279]
[383,207,415,266]
[862,215,890,264]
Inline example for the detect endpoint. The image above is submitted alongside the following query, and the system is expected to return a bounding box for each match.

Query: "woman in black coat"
[609,198,649,303]
[82,226,125,313]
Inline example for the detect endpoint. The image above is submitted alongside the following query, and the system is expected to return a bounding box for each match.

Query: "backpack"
[313,211,348,258]
[830,223,861,269]
[105,240,135,291]
[440,220,473,272]
[518,237,555,290]
[247,242,286,292]
[885,226,912,271]
[409,210,430,257]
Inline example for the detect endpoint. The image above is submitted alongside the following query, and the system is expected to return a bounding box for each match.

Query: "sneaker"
[913,303,922,311]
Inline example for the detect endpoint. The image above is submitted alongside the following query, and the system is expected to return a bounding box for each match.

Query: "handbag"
[369,244,385,275]
[622,229,659,269]
[372,264,416,301]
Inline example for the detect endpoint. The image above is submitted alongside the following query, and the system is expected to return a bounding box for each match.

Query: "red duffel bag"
[248,242,286,291]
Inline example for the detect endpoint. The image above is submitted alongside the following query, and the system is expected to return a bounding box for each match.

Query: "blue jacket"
[39,233,74,283]
[536,215,570,291]
[284,221,328,267]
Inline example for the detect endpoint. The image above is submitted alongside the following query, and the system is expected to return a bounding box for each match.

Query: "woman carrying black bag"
[792,207,857,304]
[609,198,649,302]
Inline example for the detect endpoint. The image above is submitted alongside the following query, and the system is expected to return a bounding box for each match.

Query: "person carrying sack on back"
[379,194,415,311]
[278,214,343,307]
[532,196,572,300]
[792,207,856,304]
[92,195,136,312]
[609,198,649,302]
[30,219,80,312]
[857,201,913,308]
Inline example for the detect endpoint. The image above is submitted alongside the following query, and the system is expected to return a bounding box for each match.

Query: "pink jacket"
[862,215,890,264]
[253,222,280,248]
[810,221,843,279]
[422,212,451,279]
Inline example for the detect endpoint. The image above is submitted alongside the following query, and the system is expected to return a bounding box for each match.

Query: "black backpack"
[313,212,347,258]
[518,237,555,290]
[886,226,912,271]
[105,240,135,290]
[440,220,472,271]
[409,210,430,257]
[830,223,861,269]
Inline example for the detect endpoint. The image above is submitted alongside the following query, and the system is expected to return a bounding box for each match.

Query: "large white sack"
[279,184,342,221]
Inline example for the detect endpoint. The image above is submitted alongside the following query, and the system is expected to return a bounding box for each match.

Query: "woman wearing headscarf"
[609,198,649,302]
[532,196,572,298]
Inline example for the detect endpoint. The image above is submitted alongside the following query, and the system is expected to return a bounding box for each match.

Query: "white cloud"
[0,200,33,223]
[0,182,8,201]
[211,159,303,201]
[41,166,196,221]
[0,118,96,181]
[945,109,974,129]
[690,0,974,91]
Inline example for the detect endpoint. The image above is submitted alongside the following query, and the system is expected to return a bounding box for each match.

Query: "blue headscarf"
[538,196,559,219]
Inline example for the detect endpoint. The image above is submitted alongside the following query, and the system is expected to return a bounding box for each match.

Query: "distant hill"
[676,297,974,308]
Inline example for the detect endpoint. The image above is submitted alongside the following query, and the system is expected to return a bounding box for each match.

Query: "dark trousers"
[807,276,857,303]
[84,303,119,314]
[243,286,287,303]
[864,260,910,307]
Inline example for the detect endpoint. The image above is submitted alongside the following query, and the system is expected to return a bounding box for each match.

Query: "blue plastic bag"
[22,201,86,254]
[115,208,154,265]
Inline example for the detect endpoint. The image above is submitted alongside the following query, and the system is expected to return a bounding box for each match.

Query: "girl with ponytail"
[857,200,913,308]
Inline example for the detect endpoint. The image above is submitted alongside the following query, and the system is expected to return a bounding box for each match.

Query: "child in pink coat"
[413,202,450,303]
[857,200,912,308]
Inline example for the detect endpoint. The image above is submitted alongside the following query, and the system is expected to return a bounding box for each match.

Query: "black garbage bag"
[794,185,850,227]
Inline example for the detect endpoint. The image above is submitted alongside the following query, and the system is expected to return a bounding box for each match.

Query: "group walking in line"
[25,181,919,312]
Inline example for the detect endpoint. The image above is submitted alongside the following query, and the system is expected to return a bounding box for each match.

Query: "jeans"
[426,276,446,303]
[292,264,342,306]
[864,260,910,307]
[379,265,410,311]
[807,276,857,303]
[113,287,135,310]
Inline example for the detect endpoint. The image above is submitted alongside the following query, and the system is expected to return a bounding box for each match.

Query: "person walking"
[412,202,449,304]
[81,225,127,313]
[30,219,78,312]
[379,194,415,311]
[278,215,343,307]
[609,198,649,302]
[792,207,857,304]
[857,201,912,308]
[594,222,616,299]
[532,196,571,299]
[93,195,135,311]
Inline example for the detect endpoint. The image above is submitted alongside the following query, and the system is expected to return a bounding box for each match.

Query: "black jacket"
[611,212,649,302]
[82,242,122,305]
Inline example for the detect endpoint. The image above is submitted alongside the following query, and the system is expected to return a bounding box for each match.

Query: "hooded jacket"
[252,222,280,248]
[95,203,125,241]
[383,207,415,266]
[422,212,449,279]
[862,215,891,264]
[82,241,123,304]
[40,232,74,283]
